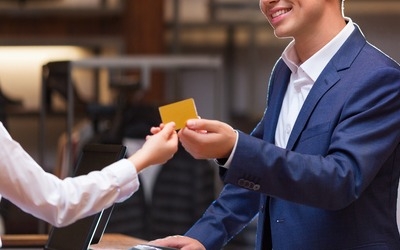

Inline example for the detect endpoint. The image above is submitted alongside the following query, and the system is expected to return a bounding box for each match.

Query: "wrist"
[128,149,149,172]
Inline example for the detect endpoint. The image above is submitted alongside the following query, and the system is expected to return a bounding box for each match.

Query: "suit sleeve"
[183,117,267,249]
[184,184,260,250]
[224,65,400,210]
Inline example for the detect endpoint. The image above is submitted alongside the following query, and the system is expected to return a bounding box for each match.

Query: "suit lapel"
[285,69,340,150]
[285,26,366,150]
[262,58,341,149]
[263,61,291,143]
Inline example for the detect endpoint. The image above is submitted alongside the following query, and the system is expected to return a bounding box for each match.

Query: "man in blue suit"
[150,0,400,249]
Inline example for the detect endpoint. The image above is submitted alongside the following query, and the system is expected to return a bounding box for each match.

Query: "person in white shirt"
[0,121,177,246]
[149,0,400,249]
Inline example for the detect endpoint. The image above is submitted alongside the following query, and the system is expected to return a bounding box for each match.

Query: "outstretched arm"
[0,122,178,227]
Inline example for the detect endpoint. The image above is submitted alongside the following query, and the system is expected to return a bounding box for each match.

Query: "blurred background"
[0,0,398,249]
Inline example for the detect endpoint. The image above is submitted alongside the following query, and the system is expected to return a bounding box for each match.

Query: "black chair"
[0,80,23,129]
[41,60,117,133]
[104,145,216,241]
[147,145,216,239]
[104,178,148,240]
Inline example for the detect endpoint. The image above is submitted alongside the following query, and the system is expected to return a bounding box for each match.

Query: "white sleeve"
[0,123,139,227]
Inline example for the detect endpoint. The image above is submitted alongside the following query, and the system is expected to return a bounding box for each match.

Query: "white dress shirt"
[0,122,139,247]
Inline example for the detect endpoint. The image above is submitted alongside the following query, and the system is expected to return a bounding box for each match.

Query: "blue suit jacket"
[185,26,400,249]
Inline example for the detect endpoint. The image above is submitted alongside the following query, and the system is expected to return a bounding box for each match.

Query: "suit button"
[238,179,245,187]
[254,184,260,191]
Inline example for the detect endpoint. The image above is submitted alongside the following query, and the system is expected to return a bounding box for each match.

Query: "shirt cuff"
[214,130,239,169]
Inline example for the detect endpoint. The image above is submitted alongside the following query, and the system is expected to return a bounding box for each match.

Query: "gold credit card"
[158,98,198,130]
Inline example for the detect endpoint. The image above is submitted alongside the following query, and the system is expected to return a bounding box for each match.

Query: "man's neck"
[294,16,346,63]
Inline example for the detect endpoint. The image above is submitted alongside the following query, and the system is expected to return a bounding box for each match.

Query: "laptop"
[44,144,127,250]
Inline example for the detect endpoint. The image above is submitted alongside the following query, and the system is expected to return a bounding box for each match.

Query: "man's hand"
[148,235,206,250]
[178,119,237,159]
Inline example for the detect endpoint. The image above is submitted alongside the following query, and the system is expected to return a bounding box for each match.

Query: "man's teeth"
[272,9,290,18]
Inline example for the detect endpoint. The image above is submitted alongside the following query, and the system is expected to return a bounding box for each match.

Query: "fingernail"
[186,120,195,127]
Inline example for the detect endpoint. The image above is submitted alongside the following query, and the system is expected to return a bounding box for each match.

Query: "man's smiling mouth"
[272,8,292,18]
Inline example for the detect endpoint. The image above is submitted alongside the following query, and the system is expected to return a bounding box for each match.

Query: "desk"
[91,233,147,250]
[39,55,224,173]
[1,233,147,250]
[1,234,48,248]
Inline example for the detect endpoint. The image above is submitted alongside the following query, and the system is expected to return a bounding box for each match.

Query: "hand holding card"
[158,98,198,130]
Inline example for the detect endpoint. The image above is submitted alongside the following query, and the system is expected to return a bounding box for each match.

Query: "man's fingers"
[148,235,183,248]
[185,119,217,132]
[148,235,205,250]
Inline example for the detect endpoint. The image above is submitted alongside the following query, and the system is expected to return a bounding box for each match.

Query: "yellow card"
[159,98,198,130]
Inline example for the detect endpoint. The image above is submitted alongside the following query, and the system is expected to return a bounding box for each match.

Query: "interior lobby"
[0,1,399,249]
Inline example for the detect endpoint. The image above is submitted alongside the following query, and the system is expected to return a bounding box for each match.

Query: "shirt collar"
[282,17,355,82]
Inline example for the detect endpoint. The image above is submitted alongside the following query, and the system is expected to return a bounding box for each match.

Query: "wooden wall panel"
[124,0,166,103]
[0,0,165,103]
